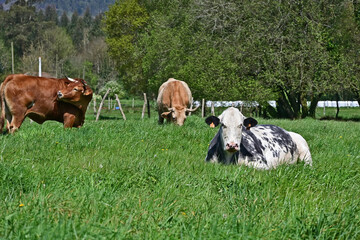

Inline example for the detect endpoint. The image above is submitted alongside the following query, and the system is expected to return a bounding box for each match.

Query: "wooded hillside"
[0,0,115,15]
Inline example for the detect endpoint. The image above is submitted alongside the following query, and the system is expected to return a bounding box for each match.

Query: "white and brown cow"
[157,78,198,126]
[205,107,312,169]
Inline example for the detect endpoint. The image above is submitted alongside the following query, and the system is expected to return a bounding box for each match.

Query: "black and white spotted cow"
[205,107,312,169]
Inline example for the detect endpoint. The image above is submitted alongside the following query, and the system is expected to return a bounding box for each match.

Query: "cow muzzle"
[225,142,239,152]
[57,91,63,99]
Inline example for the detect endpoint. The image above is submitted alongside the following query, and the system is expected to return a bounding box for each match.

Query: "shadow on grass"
[97,116,123,120]
[320,116,360,122]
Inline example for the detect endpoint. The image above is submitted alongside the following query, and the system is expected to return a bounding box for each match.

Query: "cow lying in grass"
[205,107,312,169]
[0,74,93,133]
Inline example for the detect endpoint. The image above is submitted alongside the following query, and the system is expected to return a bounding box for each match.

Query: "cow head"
[161,106,199,126]
[205,107,257,152]
[57,77,93,109]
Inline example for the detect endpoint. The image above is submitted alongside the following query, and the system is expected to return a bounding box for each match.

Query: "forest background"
[1,0,360,119]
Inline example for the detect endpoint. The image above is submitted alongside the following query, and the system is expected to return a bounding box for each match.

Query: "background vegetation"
[1,0,360,119]
[0,107,359,239]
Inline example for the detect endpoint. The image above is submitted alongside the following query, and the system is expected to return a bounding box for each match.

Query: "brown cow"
[157,78,198,126]
[0,74,93,133]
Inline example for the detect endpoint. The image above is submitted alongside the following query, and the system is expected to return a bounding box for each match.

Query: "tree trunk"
[276,90,295,119]
[264,104,278,118]
[354,90,360,107]
[309,94,321,119]
[287,91,300,119]
[335,93,340,119]
[299,91,309,119]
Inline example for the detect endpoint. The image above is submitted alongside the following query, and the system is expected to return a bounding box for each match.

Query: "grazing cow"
[0,74,93,133]
[205,107,312,169]
[157,78,198,126]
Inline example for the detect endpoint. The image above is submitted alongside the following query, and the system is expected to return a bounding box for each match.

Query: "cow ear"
[84,88,93,96]
[205,116,220,128]
[161,112,172,118]
[244,117,258,130]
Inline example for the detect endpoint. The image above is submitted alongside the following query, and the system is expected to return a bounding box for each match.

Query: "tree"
[104,0,148,93]
[99,80,125,98]
[60,11,69,28]
[44,5,58,24]
[0,38,11,78]
[3,4,44,57]
[103,0,360,118]
[83,7,92,26]
[21,26,74,76]
[90,13,104,38]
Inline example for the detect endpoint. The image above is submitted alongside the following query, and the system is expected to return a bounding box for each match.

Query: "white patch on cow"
[289,132,313,166]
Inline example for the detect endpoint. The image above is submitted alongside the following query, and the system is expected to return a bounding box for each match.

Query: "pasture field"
[0,107,359,239]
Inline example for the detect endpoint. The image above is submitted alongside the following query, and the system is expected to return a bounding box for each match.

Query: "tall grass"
[0,108,359,239]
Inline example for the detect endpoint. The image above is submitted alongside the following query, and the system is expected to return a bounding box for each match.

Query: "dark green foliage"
[44,4,57,24]
[35,0,116,16]
[59,11,69,28]
[103,0,360,119]
[1,4,46,57]
[0,0,116,93]
[1,0,360,119]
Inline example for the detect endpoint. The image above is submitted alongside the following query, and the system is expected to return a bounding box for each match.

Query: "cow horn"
[186,106,199,112]
[79,79,88,90]
[66,76,77,82]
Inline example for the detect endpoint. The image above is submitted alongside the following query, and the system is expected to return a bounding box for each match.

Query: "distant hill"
[0,0,116,16]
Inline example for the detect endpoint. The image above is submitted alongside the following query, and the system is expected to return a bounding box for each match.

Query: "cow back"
[157,78,192,108]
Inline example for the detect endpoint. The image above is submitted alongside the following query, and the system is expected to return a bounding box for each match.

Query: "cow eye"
[74,88,78,91]
[222,124,227,129]
[238,124,242,128]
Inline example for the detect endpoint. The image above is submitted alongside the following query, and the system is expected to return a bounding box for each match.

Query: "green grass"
[0,107,359,239]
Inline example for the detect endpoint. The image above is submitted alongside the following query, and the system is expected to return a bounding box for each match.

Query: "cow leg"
[8,114,25,134]
[63,113,76,128]
[1,101,12,133]
[5,114,12,133]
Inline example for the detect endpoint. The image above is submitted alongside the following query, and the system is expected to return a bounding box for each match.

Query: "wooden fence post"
[189,97,194,116]
[211,101,215,116]
[11,42,14,74]
[96,88,111,122]
[132,98,135,109]
[142,93,147,119]
[202,99,205,118]
[93,98,97,115]
[147,96,151,118]
[115,94,126,121]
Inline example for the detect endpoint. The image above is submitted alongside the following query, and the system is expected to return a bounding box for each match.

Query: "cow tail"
[0,82,5,132]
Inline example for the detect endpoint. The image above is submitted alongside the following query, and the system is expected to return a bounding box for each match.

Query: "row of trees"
[1,0,360,119]
[0,0,119,94]
[104,0,360,118]
[34,0,116,16]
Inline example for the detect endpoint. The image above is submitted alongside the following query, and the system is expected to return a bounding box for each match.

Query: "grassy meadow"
[0,104,359,239]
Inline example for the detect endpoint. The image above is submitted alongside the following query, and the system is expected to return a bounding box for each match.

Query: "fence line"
[193,100,359,108]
